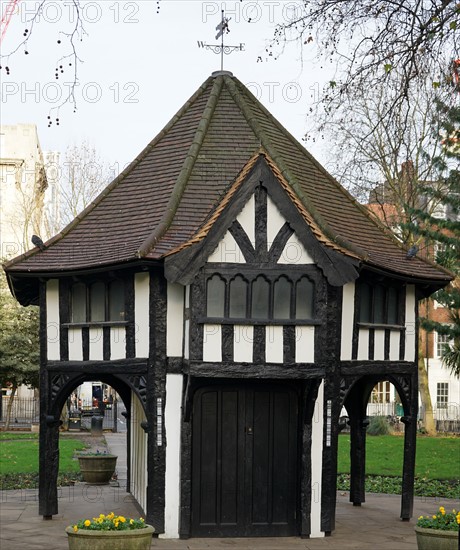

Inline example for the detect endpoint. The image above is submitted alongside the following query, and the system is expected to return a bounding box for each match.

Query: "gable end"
[165,156,359,286]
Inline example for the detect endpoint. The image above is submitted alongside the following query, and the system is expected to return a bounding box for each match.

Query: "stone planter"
[77,455,117,484]
[65,525,154,550]
[414,526,459,550]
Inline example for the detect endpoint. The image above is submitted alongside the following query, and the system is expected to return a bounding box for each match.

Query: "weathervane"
[197,10,245,71]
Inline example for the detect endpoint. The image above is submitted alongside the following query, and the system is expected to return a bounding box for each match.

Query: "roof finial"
[197,9,245,72]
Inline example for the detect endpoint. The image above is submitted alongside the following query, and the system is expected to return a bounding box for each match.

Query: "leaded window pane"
[387,287,399,324]
[90,282,105,322]
[207,275,225,317]
[72,283,87,322]
[296,277,314,320]
[359,283,372,323]
[373,285,385,323]
[251,276,269,319]
[273,276,292,319]
[109,280,125,321]
[229,276,247,318]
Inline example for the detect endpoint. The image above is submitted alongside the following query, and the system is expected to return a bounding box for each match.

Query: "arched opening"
[40,373,149,521]
[335,373,417,522]
[338,380,404,484]
[64,381,126,433]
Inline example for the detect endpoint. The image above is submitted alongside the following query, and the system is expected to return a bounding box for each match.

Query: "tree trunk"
[418,347,436,435]
[4,385,17,432]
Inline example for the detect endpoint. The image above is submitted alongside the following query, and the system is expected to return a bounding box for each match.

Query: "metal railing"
[0,396,125,432]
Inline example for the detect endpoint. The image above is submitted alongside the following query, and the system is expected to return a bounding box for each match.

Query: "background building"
[0,124,59,401]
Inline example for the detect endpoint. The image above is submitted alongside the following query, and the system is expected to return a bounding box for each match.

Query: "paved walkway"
[0,433,458,549]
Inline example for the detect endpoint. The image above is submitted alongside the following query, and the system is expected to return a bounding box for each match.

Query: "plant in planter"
[415,506,460,550]
[66,512,154,550]
[75,451,118,484]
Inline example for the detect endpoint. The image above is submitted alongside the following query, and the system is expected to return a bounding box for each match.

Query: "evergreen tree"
[406,100,460,376]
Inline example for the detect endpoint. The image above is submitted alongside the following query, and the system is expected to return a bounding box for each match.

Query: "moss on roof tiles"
[3,72,452,285]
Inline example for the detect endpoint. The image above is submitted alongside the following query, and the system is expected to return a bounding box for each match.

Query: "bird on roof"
[31,234,46,251]
[406,244,418,259]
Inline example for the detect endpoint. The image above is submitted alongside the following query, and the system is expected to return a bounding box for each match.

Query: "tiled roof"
[4,71,452,287]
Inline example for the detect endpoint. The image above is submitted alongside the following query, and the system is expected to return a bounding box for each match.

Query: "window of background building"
[436,382,449,409]
[436,331,453,358]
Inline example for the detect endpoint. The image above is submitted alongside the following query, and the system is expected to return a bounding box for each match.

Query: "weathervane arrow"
[215,15,230,40]
[198,10,244,71]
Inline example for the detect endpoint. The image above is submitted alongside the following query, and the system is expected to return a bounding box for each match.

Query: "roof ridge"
[224,76,369,260]
[137,75,225,257]
[3,76,214,271]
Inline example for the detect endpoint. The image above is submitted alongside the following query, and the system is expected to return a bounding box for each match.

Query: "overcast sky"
[1,1,334,173]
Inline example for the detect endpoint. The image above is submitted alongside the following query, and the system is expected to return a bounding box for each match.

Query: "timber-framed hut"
[4,71,452,539]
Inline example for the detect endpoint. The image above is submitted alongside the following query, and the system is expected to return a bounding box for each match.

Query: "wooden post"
[146,272,167,533]
[349,412,368,506]
[400,372,418,520]
[38,280,60,519]
[39,410,60,517]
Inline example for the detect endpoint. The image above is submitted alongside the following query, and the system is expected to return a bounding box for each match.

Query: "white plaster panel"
[46,279,60,360]
[267,195,286,249]
[68,327,83,361]
[207,231,245,263]
[340,282,355,360]
[162,374,183,538]
[89,327,103,360]
[130,393,147,513]
[233,325,254,363]
[374,329,385,361]
[167,282,184,357]
[184,286,190,360]
[134,272,150,358]
[203,324,222,362]
[405,285,416,362]
[310,380,325,538]
[265,325,283,363]
[389,331,400,361]
[184,321,190,360]
[295,325,315,363]
[278,233,314,264]
[236,193,255,247]
[110,326,126,360]
[357,328,369,360]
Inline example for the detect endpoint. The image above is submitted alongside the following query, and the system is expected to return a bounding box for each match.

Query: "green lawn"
[338,434,460,479]
[0,433,39,440]
[0,437,87,474]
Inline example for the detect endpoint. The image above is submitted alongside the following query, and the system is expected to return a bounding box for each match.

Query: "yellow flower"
[99,514,105,519]
[440,507,445,515]
[418,516,423,520]
[73,525,78,533]
[130,519,134,525]
[432,515,437,519]
[140,518,144,522]
[84,519,91,527]
[118,516,126,523]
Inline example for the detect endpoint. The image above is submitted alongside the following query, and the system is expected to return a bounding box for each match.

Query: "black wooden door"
[191,384,299,537]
